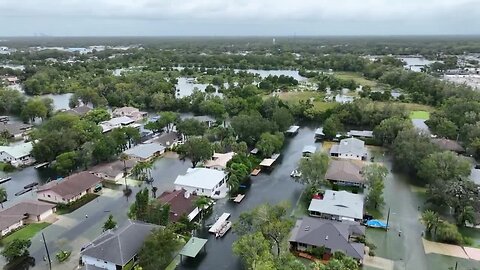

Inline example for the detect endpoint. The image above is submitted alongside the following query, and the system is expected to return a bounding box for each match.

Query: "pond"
[175,77,222,99]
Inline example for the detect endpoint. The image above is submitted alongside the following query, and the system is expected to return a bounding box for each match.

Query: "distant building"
[112,107,147,122]
[99,116,136,133]
[90,159,137,182]
[81,220,158,270]
[308,190,364,222]
[347,130,374,139]
[174,168,228,198]
[37,172,103,204]
[123,142,166,161]
[329,138,367,161]
[314,128,325,141]
[0,141,34,167]
[157,189,200,222]
[204,152,235,171]
[180,115,216,128]
[302,145,317,157]
[64,105,92,117]
[289,217,365,262]
[0,201,56,236]
[0,123,32,139]
[154,131,182,149]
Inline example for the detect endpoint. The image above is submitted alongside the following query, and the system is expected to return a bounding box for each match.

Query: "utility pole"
[385,207,391,231]
[41,232,51,270]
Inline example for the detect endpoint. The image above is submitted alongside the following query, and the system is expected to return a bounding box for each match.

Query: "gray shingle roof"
[289,217,365,260]
[329,138,366,157]
[0,123,32,136]
[325,159,365,184]
[81,220,158,266]
[37,172,102,200]
[123,143,165,160]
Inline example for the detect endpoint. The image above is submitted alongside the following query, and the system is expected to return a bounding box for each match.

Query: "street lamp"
[41,232,52,270]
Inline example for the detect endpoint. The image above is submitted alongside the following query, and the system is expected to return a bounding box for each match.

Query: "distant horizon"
[2,34,480,38]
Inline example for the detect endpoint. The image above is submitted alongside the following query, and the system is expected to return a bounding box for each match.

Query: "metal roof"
[329,138,366,157]
[179,237,208,258]
[308,190,364,220]
[123,143,165,160]
[174,168,227,190]
[0,141,33,159]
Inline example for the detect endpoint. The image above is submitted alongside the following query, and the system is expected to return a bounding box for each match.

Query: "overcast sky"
[1,0,479,36]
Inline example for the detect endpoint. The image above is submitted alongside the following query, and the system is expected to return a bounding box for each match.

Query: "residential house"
[112,107,147,122]
[329,138,368,161]
[347,130,374,139]
[302,145,317,157]
[99,116,136,133]
[81,220,158,270]
[65,105,92,117]
[0,200,56,236]
[289,217,365,262]
[308,190,364,222]
[157,189,200,222]
[432,138,465,153]
[90,159,137,182]
[325,159,365,187]
[37,172,103,204]
[314,128,325,141]
[5,76,18,85]
[180,114,216,128]
[174,168,228,198]
[154,131,182,149]
[0,123,32,139]
[123,142,166,161]
[0,141,35,167]
[204,152,235,171]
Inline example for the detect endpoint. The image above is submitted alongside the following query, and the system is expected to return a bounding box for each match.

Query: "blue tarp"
[366,219,388,229]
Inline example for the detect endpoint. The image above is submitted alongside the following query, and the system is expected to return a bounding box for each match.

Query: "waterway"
[178,126,318,270]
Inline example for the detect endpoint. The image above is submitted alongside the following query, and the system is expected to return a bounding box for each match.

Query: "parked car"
[290,169,302,178]
[93,184,102,192]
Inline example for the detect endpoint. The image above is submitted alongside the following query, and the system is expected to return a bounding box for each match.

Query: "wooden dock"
[34,162,50,169]
[251,168,261,176]
[233,194,245,203]
[209,213,231,234]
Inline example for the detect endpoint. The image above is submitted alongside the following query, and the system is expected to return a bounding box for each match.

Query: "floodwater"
[178,127,318,270]
[175,77,222,99]
[39,93,73,111]
[236,69,307,82]
[399,57,436,72]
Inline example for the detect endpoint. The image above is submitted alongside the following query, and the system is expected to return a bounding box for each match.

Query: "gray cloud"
[0,0,479,36]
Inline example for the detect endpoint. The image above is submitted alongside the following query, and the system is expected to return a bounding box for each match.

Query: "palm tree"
[421,209,440,235]
[194,196,212,221]
[0,186,7,208]
[119,153,130,192]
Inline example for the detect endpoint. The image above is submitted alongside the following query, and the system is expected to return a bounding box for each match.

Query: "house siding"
[1,220,23,236]
[38,189,89,204]
[174,175,227,198]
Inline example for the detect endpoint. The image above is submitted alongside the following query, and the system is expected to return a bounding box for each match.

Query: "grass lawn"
[375,101,435,113]
[0,223,50,246]
[334,72,377,87]
[56,193,100,215]
[275,91,338,112]
[409,110,431,120]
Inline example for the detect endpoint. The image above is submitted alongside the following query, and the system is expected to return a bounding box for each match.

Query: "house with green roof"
[0,141,34,167]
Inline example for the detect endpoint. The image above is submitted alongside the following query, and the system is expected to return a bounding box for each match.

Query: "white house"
[81,220,157,270]
[308,190,364,222]
[99,116,136,133]
[90,159,137,182]
[329,138,367,161]
[112,107,147,122]
[204,152,235,171]
[0,201,56,236]
[174,168,228,198]
[123,142,166,161]
[0,141,34,167]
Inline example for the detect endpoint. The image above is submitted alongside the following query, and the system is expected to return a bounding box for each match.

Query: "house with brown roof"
[112,107,147,122]
[65,105,92,117]
[204,152,235,171]
[0,123,32,139]
[0,200,56,236]
[325,159,365,187]
[37,171,103,204]
[432,138,465,153]
[90,159,137,182]
[157,189,200,222]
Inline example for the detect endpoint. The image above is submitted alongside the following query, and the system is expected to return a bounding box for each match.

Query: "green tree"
[194,196,213,221]
[231,112,277,145]
[0,186,7,208]
[233,232,273,270]
[417,151,470,184]
[421,210,440,235]
[177,137,213,167]
[322,116,343,139]
[255,132,284,157]
[53,151,78,175]
[137,227,182,270]
[103,214,117,231]
[83,108,111,124]
[364,164,388,209]
[271,107,294,132]
[176,119,207,137]
[1,239,31,263]
[298,152,330,186]
[373,117,413,146]
[21,98,49,123]
[128,188,150,220]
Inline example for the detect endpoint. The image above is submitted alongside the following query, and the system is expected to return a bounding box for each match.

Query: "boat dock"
[0,177,12,184]
[209,213,231,234]
[233,194,245,203]
[34,162,50,169]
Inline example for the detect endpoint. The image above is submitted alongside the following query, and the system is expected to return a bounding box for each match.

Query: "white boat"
[290,170,302,178]
[215,221,232,238]
[209,213,231,234]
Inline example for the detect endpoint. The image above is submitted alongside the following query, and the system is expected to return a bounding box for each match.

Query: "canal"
[178,126,319,270]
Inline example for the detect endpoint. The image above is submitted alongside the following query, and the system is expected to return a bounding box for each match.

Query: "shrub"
[436,222,463,245]
[56,250,71,262]
[368,250,376,256]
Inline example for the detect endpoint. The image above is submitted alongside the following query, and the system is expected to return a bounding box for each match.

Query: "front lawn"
[0,223,50,246]
[409,110,431,120]
[275,91,338,112]
[334,72,377,87]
